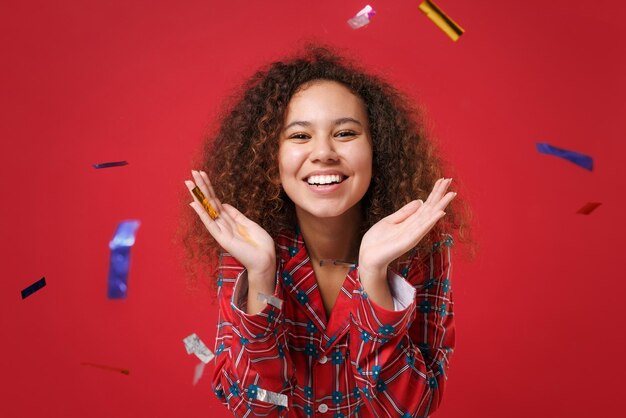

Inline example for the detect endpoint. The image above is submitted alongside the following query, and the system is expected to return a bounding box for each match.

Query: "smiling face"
[278,80,373,221]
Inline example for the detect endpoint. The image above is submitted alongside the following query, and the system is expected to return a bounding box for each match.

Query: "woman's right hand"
[185,170,276,277]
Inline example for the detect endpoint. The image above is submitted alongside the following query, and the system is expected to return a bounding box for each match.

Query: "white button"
[318,403,329,413]
[319,356,328,364]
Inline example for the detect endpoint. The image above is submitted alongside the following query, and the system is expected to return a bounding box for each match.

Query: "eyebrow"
[283,117,363,131]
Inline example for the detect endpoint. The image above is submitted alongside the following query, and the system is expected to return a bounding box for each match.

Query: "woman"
[183,45,467,417]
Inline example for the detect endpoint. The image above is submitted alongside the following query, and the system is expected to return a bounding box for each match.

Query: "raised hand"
[185,170,276,276]
[358,178,456,273]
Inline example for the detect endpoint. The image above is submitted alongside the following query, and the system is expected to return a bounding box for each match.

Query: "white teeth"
[307,174,343,185]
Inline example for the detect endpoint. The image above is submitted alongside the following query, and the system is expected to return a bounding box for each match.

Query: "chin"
[297,202,360,220]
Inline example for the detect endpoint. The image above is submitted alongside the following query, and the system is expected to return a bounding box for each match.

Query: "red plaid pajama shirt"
[212,226,455,417]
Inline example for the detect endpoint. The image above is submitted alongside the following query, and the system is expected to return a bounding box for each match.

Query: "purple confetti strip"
[93,161,128,169]
[536,143,593,171]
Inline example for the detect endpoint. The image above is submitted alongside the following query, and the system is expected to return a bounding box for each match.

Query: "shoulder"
[397,233,455,286]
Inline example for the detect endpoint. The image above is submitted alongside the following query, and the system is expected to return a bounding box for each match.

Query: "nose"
[309,136,339,163]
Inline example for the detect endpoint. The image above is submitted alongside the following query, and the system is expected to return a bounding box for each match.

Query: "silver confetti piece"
[183,333,215,364]
[257,387,289,407]
[193,361,206,385]
[257,292,284,309]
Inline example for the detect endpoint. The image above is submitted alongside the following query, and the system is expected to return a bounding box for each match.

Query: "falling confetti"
[93,161,129,169]
[183,333,214,364]
[21,277,46,299]
[193,362,206,385]
[418,0,465,41]
[81,362,130,375]
[536,143,593,171]
[347,5,376,29]
[108,220,141,299]
[577,202,601,215]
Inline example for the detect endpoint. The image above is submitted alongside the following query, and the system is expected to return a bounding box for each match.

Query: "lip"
[304,177,347,195]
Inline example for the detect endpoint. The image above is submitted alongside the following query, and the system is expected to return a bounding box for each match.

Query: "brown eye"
[335,130,357,138]
[289,133,310,141]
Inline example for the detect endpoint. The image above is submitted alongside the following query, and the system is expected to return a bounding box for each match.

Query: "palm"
[185,171,276,273]
[359,178,456,271]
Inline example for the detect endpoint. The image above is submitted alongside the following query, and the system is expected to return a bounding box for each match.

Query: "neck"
[296,205,363,266]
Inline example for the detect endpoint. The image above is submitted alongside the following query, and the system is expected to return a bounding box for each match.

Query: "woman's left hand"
[358,178,456,273]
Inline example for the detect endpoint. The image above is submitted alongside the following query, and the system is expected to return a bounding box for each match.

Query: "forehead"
[285,80,367,120]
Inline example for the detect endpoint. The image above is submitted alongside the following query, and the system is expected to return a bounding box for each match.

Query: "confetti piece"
[577,202,602,215]
[536,143,593,171]
[21,277,46,299]
[93,161,128,169]
[257,387,289,407]
[81,362,130,375]
[236,223,259,247]
[418,0,464,41]
[191,186,220,220]
[183,333,215,364]
[347,5,376,29]
[257,293,284,309]
[319,259,357,268]
[193,362,206,385]
[108,220,140,299]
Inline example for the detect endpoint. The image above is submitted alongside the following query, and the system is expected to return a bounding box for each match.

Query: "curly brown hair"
[181,44,473,293]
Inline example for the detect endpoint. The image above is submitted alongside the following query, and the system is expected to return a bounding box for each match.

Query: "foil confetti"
[108,220,140,299]
[418,0,465,41]
[21,277,46,299]
[81,362,130,375]
[93,161,128,169]
[257,387,289,407]
[347,5,376,29]
[193,361,206,385]
[536,143,593,171]
[577,202,601,215]
[191,186,220,220]
[183,333,215,364]
[257,293,284,309]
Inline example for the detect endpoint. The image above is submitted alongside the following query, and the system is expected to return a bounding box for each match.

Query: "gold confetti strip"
[418,0,465,42]
[191,186,219,220]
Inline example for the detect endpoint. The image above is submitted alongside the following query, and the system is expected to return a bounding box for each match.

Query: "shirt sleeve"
[212,253,294,417]
[348,234,455,417]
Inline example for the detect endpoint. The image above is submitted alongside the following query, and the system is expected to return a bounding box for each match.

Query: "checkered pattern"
[212,226,455,417]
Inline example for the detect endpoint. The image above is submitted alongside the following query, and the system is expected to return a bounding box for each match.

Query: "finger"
[199,171,225,213]
[432,191,457,213]
[424,178,451,207]
[198,171,240,231]
[191,170,222,220]
[189,201,223,239]
[385,200,422,224]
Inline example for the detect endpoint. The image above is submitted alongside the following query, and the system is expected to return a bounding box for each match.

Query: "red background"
[2,0,625,416]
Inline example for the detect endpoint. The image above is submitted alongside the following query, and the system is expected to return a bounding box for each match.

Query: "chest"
[312,265,350,318]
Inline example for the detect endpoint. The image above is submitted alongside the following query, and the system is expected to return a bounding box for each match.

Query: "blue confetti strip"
[108,220,140,299]
[21,277,46,299]
[93,161,128,169]
[536,143,593,171]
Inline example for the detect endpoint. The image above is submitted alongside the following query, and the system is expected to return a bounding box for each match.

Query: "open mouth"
[304,174,348,187]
